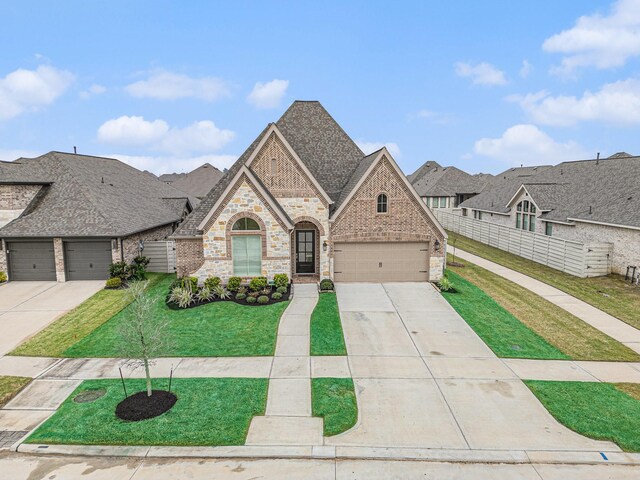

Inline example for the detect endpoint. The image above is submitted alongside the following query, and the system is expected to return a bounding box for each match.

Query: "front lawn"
[442,270,568,359]
[0,376,31,408]
[26,377,268,446]
[446,257,640,362]
[312,377,358,436]
[310,293,347,356]
[11,273,166,357]
[447,231,640,329]
[62,275,289,357]
[526,381,640,452]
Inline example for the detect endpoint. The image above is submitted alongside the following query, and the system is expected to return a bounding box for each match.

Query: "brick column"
[53,238,66,282]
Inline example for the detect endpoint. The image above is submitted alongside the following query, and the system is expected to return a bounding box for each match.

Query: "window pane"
[530,215,536,232]
[546,222,552,236]
[516,213,521,228]
[440,197,446,207]
[232,217,260,231]
[517,202,522,211]
[232,237,248,276]
[246,236,262,276]
[232,235,261,276]
[530,204,536,213]
[523,214,529,231]
[523,200,529,212]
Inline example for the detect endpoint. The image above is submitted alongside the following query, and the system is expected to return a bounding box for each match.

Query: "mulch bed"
[116,390,177,422]
[166,284,292,310]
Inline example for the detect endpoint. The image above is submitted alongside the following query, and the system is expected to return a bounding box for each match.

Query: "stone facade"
[53,238,65,282]
[0,184,42,228]
[0,240,7,276]
[332,155,446,281]
[551,222,640,275]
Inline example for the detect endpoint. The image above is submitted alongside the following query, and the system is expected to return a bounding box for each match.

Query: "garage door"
[7,241,56,281]
[64,240,112,280]
[333,242,429,282]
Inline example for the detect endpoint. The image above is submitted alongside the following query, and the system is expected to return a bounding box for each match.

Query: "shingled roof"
[170,163,224,199]
[173,101,370,237]
[460,155,640,228]
[0,152,193,238]
[409,161,490,197]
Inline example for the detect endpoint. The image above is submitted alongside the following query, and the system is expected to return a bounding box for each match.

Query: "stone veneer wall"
[0,240,7,276]
[0,184,42,228]
[53,238,65,282]
[331,156,446,281]
[551,222,640,275]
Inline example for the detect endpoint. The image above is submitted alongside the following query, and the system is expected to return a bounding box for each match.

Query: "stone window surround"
[224,211,269,260]
[376,191,389,214]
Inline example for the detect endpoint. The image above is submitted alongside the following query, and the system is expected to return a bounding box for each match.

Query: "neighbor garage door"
[333,242,429,282]
[7,240,56,281]
[64,240,112,280]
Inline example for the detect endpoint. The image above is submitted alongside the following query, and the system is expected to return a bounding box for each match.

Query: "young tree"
[119,280,171,397]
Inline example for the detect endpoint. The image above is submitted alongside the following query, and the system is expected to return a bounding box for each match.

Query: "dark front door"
[295,230,315,274]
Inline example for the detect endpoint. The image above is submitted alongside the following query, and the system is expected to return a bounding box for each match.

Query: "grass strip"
[0,376,31,408]
[310,293,347,356]
[447,256,640,362]
[526,380,640,452]
[312,377,358,436]
[26,377,268,446]
[447,231,640,329]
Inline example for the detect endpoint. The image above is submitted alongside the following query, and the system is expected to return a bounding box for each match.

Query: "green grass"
[442,270,568,359]
[447,256,640,362]
[312,378,358,436]
[26,377,268,446]
[310,293,347,356]
[11,273,166,357]
[0,376,31,408]
[526,381,640,452]
[448,231,640,329]
[63,275,289,357]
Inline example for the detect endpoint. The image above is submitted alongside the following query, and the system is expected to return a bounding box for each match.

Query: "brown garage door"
[333,242,429,282]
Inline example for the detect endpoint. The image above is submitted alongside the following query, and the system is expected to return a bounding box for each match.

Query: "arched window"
[515,201,536,232]
[232,217,260,231]
[377,193,388,213]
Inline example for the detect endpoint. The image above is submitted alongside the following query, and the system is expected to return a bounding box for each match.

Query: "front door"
[295,230,315,274]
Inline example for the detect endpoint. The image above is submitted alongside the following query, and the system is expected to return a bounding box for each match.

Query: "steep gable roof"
[170,163,224,199]
[410,163,488,198]
[0,152,192,238]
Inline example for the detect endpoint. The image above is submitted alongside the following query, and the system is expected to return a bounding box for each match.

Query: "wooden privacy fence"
[435,210,613,278]
[142,240,176,273]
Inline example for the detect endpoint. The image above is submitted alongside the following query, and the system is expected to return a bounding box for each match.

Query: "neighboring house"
[169,163,224,199]
[0,152,194,281]
[173,101,447,283]
[409,160,490,210]
[458,153,640,274]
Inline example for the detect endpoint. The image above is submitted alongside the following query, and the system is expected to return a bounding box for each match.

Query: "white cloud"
[454,62,507,86]
[520,60,533,78]
[0,65,74,120]
[508,78,640,126]
[111,153,238,176]
[79,84,106,99]
[125,71,231,101]
[543,0,640,74]
[247,79,289,108]
[97,116,235,155]
[356,140,402,159]
[474,124,588,166]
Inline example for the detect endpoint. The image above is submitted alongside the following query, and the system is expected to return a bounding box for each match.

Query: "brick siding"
[175,238,205,277]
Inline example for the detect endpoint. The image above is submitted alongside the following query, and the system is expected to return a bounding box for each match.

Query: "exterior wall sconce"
[434,239,441,251]
[323,240,328,252]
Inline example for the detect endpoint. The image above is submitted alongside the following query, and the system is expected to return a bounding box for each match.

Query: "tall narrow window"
[516,213,521,229]
[270,158,277,175]
[545,222,553,236]
[529,214,536,232]
[440,197,446,208]
[377,193,388,213]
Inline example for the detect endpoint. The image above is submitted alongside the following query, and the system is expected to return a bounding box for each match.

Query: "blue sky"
[1,0,640,175]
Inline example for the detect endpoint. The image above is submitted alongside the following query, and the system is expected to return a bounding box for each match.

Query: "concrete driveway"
[0,281,103,356]
[329,282,618,452]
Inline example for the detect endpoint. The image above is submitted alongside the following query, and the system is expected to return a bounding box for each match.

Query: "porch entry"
[295,229,315,274]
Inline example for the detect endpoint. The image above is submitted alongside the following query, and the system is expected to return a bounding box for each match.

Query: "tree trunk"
[144,358,152,397]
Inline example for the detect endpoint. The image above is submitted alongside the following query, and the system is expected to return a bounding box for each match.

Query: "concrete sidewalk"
[455,249,640,354]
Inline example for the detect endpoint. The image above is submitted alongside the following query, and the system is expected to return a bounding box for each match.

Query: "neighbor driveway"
[0,281,103,356]
[329,282,618,452]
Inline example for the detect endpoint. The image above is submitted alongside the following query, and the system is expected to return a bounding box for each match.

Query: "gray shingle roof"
[410,161,489,197]
[0,160,51,184]
[173,101,370,237]
[170,163,224,199]
[460,156,640,228]
[0,152,193,238]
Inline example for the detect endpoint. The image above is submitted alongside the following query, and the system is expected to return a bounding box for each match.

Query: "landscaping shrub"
[272,292,282,300]
[276,286,287,294]
[171,276,198,292]
[168,286,194,309]
[319,278,334,291]
[130,256,149,280]
[214,285,231,300]
[273,273,289,289]
[237,286,247,295]
[257,295,269,304]
[227,276,242,292]
[105,277,122,289]
[235,293,247,301]
[109,261,131,280]
[248,291,260,298]
[249,276,268,292]
[438,276,455,292]
[197,287,214,302]
[204,276,221,290]
[260,287,272,296]
[0,271,7,283]
[246,296,257,304]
